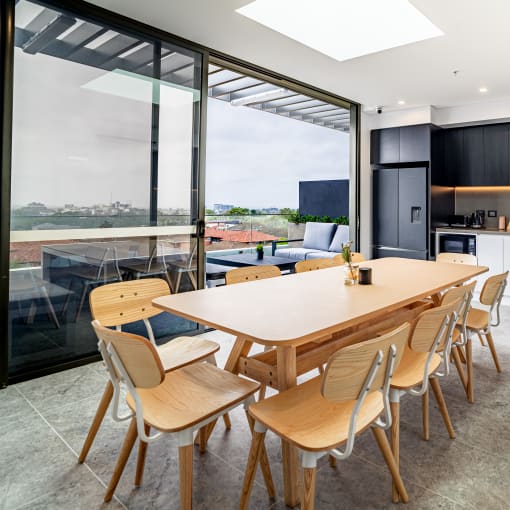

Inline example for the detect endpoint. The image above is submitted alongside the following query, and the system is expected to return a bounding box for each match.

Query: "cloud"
[205,98,350,209]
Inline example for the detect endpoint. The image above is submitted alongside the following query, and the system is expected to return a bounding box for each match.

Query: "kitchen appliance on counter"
[449,214,471,228]
[436,232,476,257]
[470,210,485,229]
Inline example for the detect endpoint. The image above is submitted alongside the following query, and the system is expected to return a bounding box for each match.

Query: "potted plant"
[256,242,264,260]
[342,241,358,285]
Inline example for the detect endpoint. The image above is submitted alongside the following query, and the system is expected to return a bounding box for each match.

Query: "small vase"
[257,251,264,260]
[343,264,358,285]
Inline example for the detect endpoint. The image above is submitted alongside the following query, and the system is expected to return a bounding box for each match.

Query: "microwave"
[437,233,476,256]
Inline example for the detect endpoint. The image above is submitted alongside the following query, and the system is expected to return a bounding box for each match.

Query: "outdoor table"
[153,257,487,507]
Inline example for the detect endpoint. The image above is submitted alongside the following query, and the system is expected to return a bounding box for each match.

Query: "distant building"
[213,203,234,214]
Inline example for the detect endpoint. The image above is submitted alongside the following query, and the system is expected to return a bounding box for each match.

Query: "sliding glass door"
[8,0,203,379]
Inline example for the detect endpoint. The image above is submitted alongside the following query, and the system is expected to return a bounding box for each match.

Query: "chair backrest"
[295,258,338,273]
[225,265,280,285]
[322,322,410,402]
[409,301,458,353]
[440,280,476,330]
[436,252,477,265]
[480,271,508,307]
[144,243,165,272]
[89,279,170,327]
[332,252,365,264]
[92,320,164,389]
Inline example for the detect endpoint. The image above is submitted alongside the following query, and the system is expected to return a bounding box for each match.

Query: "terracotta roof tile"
[204,227,278,243]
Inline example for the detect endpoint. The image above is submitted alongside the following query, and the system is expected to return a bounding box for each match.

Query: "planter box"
[288,222,305,241]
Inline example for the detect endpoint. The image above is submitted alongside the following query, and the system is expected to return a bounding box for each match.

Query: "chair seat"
[120,259,168,275]
[248,376,384,452]
[127,363,259,432]
[68,265,121,282]
[390,350,441,390]
[158,336,219,372]
[466,307,489,331]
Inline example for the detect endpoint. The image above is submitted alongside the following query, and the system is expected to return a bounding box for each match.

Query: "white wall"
[432,99,510,126]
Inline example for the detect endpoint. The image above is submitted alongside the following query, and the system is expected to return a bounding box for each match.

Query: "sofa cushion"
[275,247,317,260]
[328,225,349,252]
[306,251,339,260]
[302,222,337,251]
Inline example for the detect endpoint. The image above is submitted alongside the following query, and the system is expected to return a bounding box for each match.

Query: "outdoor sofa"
[272,222,349,260]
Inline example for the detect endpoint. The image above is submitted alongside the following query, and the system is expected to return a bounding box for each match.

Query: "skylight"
[236,0,443,62]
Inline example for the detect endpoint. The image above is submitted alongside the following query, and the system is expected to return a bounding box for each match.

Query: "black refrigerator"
[371,124,455,260]
[373,167,429,260]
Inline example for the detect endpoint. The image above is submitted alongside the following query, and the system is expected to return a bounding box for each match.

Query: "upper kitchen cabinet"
[484,123,509,185]
[444,128,463,186]
[445,123,510,186]
[371,124,447,184]
[399,125,431,162]
[371,125,431,165]
[370,128,399,164]
[462,126,485,185]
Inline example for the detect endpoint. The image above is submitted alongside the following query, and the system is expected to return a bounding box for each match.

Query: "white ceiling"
[88,0,510,111]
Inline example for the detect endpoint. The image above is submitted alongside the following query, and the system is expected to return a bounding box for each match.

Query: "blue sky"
[205,98,350,209]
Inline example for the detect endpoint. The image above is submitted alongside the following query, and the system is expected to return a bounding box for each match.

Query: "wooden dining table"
[153,257,487,507]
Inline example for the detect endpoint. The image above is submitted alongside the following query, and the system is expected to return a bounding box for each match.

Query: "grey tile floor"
[2,308,510,510]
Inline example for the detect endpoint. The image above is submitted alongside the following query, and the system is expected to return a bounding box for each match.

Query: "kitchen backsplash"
[455,188,510,228]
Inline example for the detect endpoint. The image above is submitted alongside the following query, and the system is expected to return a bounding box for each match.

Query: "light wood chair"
[295,258,339,273]
[240,323,411,510]
[438,281,477,403]
[333,252,366,264]
[78,279,222,464]
[436,252,477,265]
[465,272,508,381]
[421,283,475,438]
[92,322,272,509]
[225,265,281,284]
[389,301,458,503]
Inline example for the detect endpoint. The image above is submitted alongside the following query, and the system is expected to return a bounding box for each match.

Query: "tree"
[226,207,250,215]
[279,208,296,218]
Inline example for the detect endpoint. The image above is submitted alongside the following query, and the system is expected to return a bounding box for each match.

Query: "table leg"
[277,345,300,507]
[196,336,254,446]
[430,293,442,306]
[224,336,254,374]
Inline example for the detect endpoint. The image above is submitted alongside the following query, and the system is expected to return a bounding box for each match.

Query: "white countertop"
[436,227,510,235]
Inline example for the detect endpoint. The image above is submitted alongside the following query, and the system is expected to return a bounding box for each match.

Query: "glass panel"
[9,1,202,378]
[205,66,351,286]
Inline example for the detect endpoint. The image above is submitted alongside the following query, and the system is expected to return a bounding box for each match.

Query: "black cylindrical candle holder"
[358,267,372,285]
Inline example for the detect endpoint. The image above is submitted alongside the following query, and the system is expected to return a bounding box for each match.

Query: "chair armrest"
[271,238,304,255]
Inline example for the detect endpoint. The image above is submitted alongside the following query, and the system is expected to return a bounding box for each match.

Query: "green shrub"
[288,213,349,225]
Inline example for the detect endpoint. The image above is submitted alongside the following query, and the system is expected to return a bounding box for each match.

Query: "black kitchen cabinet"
[371,128,399,164]
[484,124,509,185]
[444,128,463,186]
[462,126,485,185]
[400,125,431,162]
[371,125,431,165]
[444,123,510,186]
